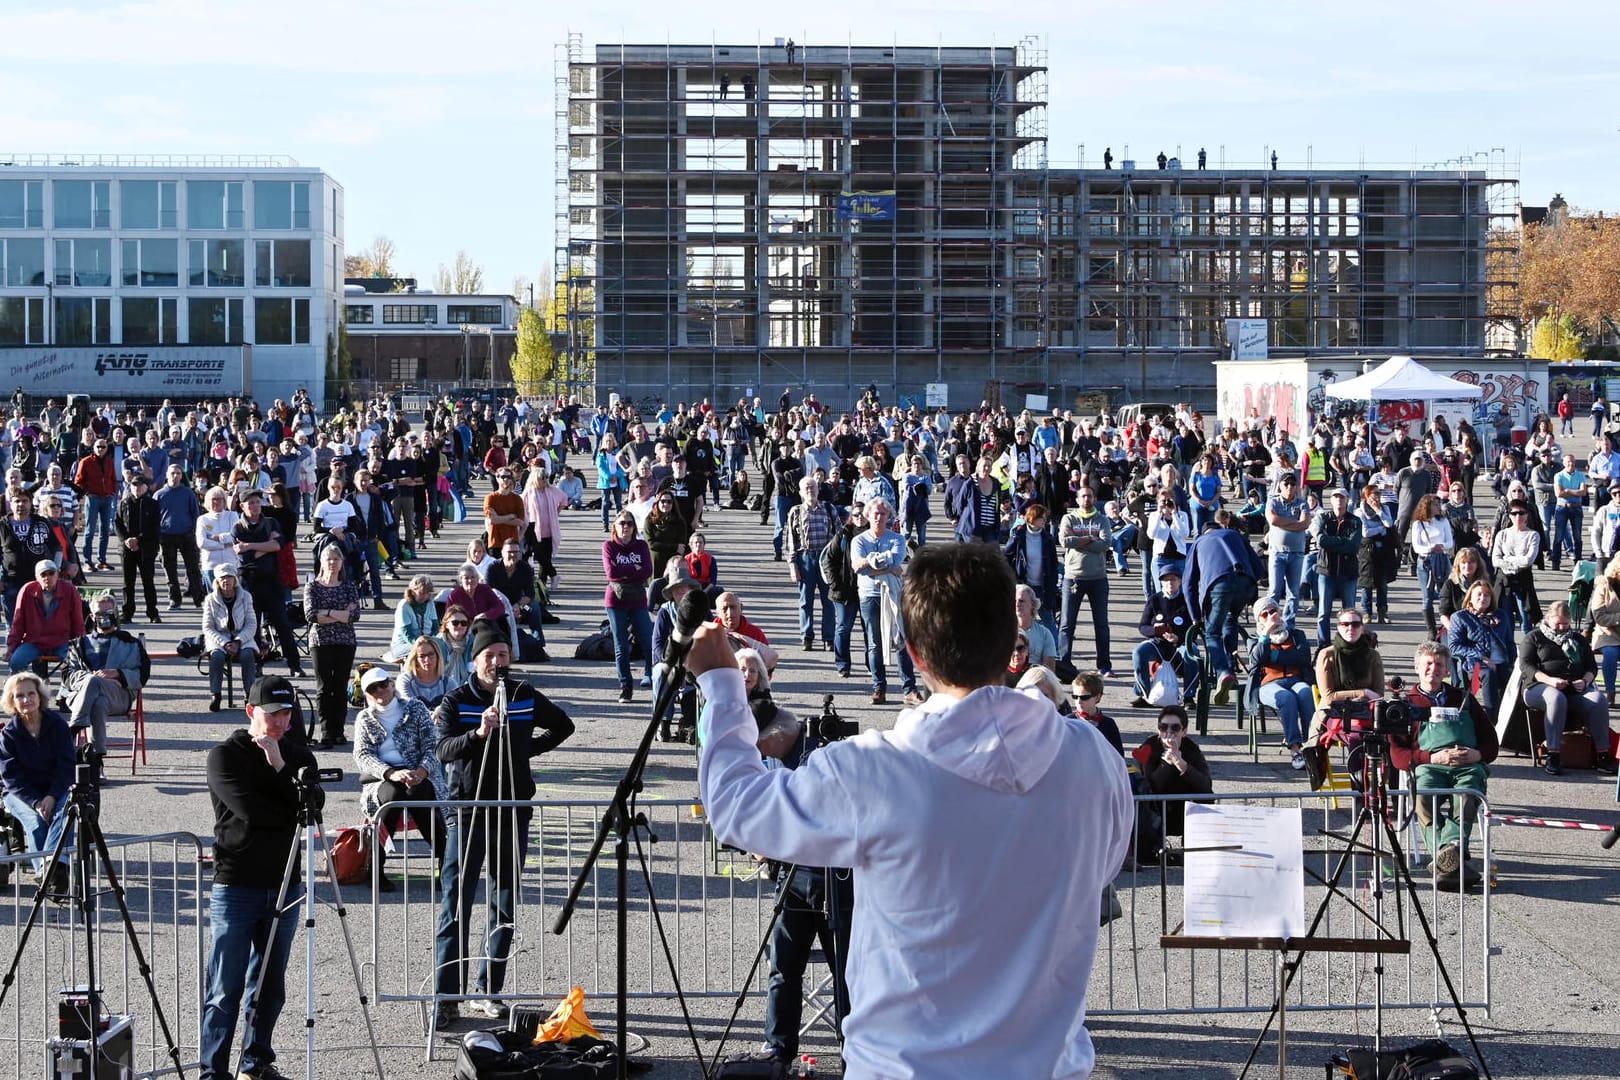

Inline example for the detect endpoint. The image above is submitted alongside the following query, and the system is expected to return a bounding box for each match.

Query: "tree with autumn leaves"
[1520,201,1620,359]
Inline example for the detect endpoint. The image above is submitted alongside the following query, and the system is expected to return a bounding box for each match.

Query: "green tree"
[512,307,554,394]
[1530,312,1586,360]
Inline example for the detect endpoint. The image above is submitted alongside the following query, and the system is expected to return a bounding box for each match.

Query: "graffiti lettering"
[1450,371,1540,425]
[1219,379,1301,436]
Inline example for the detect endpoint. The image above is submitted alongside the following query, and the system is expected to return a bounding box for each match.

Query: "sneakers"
[432,1002,459,1029]
[464,998,508,1020]
[802,636,814,650]
[1289,748,1307,771]
[1130,695,1152,709]
[167,600,183,612]
[902,689,927,707]
[238,1063,292,1080]
[618,686,634,703]
[870,690,887,705]
[1433,841,1462,879]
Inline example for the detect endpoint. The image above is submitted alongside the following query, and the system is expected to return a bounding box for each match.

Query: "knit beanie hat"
[469,617,510,661]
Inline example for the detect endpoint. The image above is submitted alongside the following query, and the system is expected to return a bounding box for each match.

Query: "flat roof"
[595,43,1025,67]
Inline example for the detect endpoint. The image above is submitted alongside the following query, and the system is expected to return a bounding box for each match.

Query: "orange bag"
[330,826,371,886]
[533,987,601,1044]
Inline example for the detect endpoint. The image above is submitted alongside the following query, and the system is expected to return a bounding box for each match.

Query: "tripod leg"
[232,822,304,1080]
[0,798,81,1015]
[308,808,388,1080]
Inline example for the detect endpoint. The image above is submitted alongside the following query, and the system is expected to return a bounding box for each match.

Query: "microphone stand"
[553,599,712,1080]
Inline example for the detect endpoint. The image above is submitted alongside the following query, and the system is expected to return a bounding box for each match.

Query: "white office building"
[0,155,343,405]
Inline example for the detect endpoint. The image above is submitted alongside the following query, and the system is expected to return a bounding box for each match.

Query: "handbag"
[331,825,372,886]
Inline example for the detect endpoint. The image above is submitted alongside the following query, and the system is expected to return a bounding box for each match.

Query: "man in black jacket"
[1130,567,1199,708]
[200,675,318,1080]
[233,491,304,678]
[433,621,574,1026]
[115,473,161,623]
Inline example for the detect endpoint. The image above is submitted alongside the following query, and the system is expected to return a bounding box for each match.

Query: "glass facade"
[1,238,46,287]
[253,297,309,345]
[187,180,244,229]
[121,180,178,229]
[55,296,111,345]
[53,180,111,228]
[0,180,45,229]
[121,239,180,287]
[448,304,503,324]
[254,239,311,287]
[122,297,178,344]
[253,181,311,229]
[382,304,436,324]
[345,304,374,324]
[188,239,246,287]
[54,238,114,287]
[189,297,244,345]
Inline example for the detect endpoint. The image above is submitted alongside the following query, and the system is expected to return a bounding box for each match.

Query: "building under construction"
[554,38,1519,412]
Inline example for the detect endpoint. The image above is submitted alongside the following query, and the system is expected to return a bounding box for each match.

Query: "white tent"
[1322,355,1482,402]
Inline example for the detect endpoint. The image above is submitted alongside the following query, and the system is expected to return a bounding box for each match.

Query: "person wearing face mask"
[1130,567,1200,709]
[60,593,149,759]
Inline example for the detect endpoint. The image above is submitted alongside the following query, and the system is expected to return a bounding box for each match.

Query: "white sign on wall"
[0,346,251,396]
[925,383,948,408]
[1225,319,1270,361]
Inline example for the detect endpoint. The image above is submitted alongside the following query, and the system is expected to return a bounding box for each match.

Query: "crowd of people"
[0,384,1613,1078]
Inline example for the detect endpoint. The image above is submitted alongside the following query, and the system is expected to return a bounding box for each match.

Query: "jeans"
[1258,678,1314,746]
[435,810,531,997]
[857,592,914,694]
[1268,548,1306,629]
[8,640,71,674]
[1360,581,1389,618]
[1059,576,1113,670]
[830,600,857,674]
[200,883,301,1080]
[598,487,622,530]
[1,793,73,876]
[1110,524,1137,571]
[1203,575,1254,680]
[1523,683,1611,753]
[764,867,852,1058]
[1191,501,1218,536]
[1315,572,1359,644]
[793,553,834,645]
[83,494,116,564]
[1553,502,1583,564]
[772,496,795,558]
[208,647,259,699]
[1416,551,1448,613]
[1603,644,1620,698]
[606,605,653,689]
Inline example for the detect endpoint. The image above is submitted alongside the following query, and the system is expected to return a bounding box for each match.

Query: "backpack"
[573,620,617,662]
[347,662,377,707]
[1337,1040,1479,1080]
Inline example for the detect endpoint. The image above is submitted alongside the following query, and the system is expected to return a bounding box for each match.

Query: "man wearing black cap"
[115,471,162,623]
[433,619,574,1026]
[201,675,318,1080]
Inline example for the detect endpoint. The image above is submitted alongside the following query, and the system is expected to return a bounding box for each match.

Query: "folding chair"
[197,651,238,709]
[100,689,147,775]
[799,948,842,1040]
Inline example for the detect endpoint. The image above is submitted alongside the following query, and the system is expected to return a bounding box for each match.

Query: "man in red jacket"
[73,436,120,571]
[8,560,85,674]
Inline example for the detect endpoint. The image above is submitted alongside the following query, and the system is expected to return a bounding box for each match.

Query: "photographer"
[1131,704,1214,864]
[201,675,318,1080]
[693,542,1133,1080]
[1518,601,1618,776]
[1390,642,1498,889]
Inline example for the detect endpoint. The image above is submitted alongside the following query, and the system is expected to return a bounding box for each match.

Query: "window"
[189,297,244,344]
[55,297,111,345]
[382,304,436,324]
[0,180,44,228]
[54,238,114,287]
[122,297,178,344]
[54,180,111,228]
[253,239,311,287]
[0,297,46,344]
[447,304,503,324]
[253,181,311,229]
[187,180,244,229]
[121,239,179,287]
[0,238,46,287]
[389,357,422,381]
[253,297,310,345]
[121,180,178,229]
[188,239,246,287]
[345,304,375,324]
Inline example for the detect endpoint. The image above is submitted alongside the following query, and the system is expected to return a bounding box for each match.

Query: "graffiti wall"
[1217,377,1305,436]
[1446,369,1543,428]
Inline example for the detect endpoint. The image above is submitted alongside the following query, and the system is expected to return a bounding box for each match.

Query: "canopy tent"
[1322,355,1482,402]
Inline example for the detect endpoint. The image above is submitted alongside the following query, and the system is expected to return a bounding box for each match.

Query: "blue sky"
[2,0,1614,296]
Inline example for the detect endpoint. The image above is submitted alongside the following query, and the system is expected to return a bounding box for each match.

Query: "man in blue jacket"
[1184,510,1263,704]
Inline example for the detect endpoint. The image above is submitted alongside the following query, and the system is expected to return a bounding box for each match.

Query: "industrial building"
[554,39,1519,412]
[0,156,343,405]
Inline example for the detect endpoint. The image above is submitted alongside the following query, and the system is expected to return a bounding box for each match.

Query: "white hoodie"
[697,670,1134,1080]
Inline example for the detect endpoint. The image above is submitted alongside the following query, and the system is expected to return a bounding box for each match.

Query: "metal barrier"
[1093,787,1491,1019]
[0,832,207,1080]
[366,798,777,1015]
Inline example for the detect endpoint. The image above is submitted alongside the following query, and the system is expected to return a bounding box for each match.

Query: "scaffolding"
[556,38,1517,411]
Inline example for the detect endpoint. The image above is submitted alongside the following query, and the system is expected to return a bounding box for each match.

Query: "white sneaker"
[463,998,508,1020]
[1290,750,1307,771]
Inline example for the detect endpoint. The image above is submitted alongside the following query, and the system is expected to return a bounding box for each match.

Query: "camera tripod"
[0,746,189,1078]
[1237,733,1492,1080]
[237,766,386,1080]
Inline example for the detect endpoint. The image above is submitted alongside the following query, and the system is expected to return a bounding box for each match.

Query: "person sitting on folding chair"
[1130,566,1201,709]
[1388,641,1497,890]
[59,592,149,759]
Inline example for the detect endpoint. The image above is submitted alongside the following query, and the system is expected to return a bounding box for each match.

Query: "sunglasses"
[1076,693,1099,704]
[447,620,469,629]
[1340,619,1364,628]
[1012,644,1029,654]
[1158,723,1184,733]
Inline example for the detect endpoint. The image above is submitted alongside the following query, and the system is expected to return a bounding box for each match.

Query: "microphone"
[1603,824,1620,851]
[661,588,715,674]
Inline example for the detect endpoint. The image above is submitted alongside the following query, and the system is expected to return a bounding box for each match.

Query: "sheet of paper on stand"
[1182,804,1305,938]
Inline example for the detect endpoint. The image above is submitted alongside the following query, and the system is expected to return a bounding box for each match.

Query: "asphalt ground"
[3,462,1617,1080]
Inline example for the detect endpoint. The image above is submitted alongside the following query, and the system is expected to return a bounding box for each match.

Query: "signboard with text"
[1224,319,1270,360]
[0,346,251,397]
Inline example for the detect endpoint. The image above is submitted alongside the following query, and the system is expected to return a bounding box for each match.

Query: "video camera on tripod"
[812,694,859,745]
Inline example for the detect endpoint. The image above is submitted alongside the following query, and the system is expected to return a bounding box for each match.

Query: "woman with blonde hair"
[1444,579,1515,712]
[195,486,239,579]
[1588,552,1620,700]
[395,636,450,710]
[0,670,74,889]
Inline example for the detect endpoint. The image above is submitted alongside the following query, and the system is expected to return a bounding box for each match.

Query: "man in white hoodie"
[692,542,1134,1080]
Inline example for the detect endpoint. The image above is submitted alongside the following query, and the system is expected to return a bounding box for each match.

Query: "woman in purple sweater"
[602,510,655,702]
